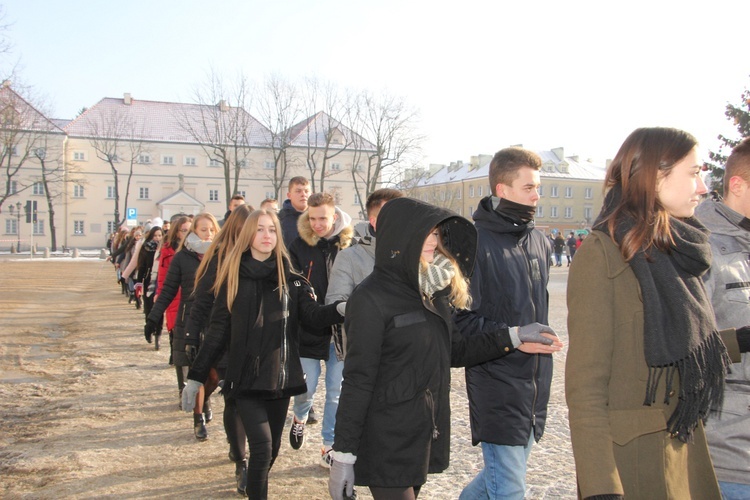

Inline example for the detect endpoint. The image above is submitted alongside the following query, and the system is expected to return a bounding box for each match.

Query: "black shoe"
[154,334,160,351]
[308,406,319,425]
[289,418,305,449]
[135,297,142,310]
[128,293,134,304]
[235,459,248,495]
[145,330,153,344]
[194,413,208,440]
[203,398,212,423]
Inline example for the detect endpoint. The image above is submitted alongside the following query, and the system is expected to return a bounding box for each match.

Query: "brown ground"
[0,257,576,499]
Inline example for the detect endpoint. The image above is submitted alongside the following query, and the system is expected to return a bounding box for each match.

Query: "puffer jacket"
[287,206,354,360]
[325,221,376,304]
[187,252,343,399]
[333,197,512,488]
[696,198,750,485]
[454,196,553,446]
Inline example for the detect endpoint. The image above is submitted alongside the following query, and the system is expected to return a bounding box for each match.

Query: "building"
[1,86,377,250]
[406,147,607,235]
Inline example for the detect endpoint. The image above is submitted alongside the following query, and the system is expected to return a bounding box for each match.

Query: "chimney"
[218,99,229,112]
[2,80,11,88]
[123,93,132,105]
[552,147,564,161]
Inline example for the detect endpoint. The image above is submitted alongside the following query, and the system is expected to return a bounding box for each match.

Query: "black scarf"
[595,187,731,442]
[494,197,537,226]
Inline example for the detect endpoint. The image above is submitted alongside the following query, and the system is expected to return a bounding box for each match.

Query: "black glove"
[737,326,750,353]
[517,323,557,345]
[144,318,158,343]
[185,344,199,365]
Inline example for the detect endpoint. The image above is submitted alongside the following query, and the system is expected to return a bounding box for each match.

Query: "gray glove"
[513,323,557,346]
[328,459,355,500]
[181,379,202,413]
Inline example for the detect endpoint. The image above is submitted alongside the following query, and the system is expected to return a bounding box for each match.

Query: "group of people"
[550,230,585,267]
[106,128,749,500]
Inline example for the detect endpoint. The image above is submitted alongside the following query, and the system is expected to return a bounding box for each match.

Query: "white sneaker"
[320,446,333,469]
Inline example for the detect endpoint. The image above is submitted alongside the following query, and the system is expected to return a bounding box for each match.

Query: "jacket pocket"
[608,407,667,446]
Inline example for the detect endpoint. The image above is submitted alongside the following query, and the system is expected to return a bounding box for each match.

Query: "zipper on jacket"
[520,235,542,435]
[277,287,290,389]
[425,389,440,440]
[531,353,539,433]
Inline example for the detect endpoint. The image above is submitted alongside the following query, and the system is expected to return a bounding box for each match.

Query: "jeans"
[459,431,535,500]
[554,252,562,266]
[292,342,344,447]
[719,481,750,500]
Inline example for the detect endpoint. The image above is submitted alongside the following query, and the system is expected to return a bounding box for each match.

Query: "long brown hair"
[213,210,290,312]
[600,127,697,261]
[164,216,190,250]
[419,227,472,309]
[194,205,252,292]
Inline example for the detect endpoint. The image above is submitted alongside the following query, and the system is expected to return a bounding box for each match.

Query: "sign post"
[126,207,138,227]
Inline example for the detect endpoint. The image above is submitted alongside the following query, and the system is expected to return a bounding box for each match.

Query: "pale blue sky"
[3,0,748,166]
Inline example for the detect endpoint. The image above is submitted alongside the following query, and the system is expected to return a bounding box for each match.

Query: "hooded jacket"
[278,198,303,245]
[332,197,513,488]
[695,198,750,485]
[287,206,354,359]
[454,196,553,446]
[187,253,343,400]
[325,221,376,304]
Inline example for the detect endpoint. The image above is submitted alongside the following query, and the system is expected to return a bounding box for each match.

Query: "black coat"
[454,196,553,446]
[188,253,343,400]
[147,246,201,367]
[333,197,512,488]
[278,199,302,246]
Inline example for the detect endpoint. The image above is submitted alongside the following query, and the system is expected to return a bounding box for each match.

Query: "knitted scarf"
[595,187,731,442]
[419,253,455,298]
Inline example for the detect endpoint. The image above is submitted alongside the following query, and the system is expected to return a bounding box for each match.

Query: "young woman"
[134,226,164,348]
[328,197,559,500]
[146,213,219,440]
[120,226,144,307]
[182,209,344,499]
[566,127,736,499]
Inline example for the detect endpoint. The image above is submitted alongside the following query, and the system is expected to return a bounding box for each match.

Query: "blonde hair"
[178,212,220,252]
[213,210,290,312]
[421,232,472,310]
[194,205,252,292]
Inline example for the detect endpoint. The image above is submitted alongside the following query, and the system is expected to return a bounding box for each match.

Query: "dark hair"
[725,137,750,196]
[308,192,335,208]
[365,188,404,216]
[165,216,191,250]
[136,226,164,271]
[601,127,697,261]
[489,147,542,196]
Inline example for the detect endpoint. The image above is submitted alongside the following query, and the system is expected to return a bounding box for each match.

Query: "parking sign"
[126,207,138,226]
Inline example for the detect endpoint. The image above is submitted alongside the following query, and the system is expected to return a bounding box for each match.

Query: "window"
[354,164,363,172]
[564,207,573,219]
[106,186,115,199]
[139,187,150,199]
[3,145,18,156]
[33,219,44,235]
[138,154,151,164]
[184,156,196,166]
[536,206,544,218]
[550,206,558,218]
[8,180,17,194]
[6,218,17,234]
[550,186,559,198]
[237,190,246,198]
[161,155,174,165]
[469,185,475,198]
[455,188,462,200]
[73,184,84,198]
[331,163,341,171]
[32,182,44,195]
[538,185,544,197]
[584,207,592,221]
[208,158,221,167]
[108,154,120,163]
[264,160,274,170]
[354,193,361,205]
[565,186,573,198]
[73,220,85,235]
[478,186,483,197]
[585,187,592,199]
[209,189,219,202]
[107,221,117,234]
[238,159,247,168]
[73,151,86,161]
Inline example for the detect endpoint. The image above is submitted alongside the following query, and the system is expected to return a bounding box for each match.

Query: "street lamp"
[8,201,22,252]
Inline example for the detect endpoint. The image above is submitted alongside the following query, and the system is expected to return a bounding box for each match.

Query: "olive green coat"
[566,231,721,499]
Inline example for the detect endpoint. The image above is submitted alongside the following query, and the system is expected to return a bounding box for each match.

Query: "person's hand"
[144,319,158,343]
[185,344,199,365]
[328,458,355,500]
[181,379,202,413]
[336,301,347,316]
[518,323,557,345]
[736,325,750,354]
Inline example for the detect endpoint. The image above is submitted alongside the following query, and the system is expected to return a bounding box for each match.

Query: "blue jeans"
[459,432,535,500]
[719,481,750,500]
[292,342,343,447]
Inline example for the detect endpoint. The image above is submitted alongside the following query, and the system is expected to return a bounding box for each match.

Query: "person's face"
[153,229,164,243]
[308,204,337,238]
[368,203,385,230]
[162,222,170,233]
[261,201,279,213]
[194,218,216,242]
[178,221,191,242]
[251,214,278,261]
[496,166,541,207]
[287,183,311,212]
[656,148,707,218]
[422,228,439,263]
[229,198,245,211]
[133,230,143,240]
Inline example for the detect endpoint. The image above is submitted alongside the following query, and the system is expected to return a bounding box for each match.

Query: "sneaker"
[308,406,319,425]
[320,446,333,469]
[289,418,305,449]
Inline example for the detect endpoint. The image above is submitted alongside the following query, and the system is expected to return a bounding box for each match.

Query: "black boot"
[194,413,208,440]
[235,458,248,495]
[154,333,160,351]
[203,397,212,423]
[135,296,142,310]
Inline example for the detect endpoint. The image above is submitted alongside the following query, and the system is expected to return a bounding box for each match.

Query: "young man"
[278,176,311,244]
[566,231,577,266]
[696,138,750,499]
[259,198,279,213]
[219,194,246,227]
[287,192,354,467]
[455,147,562,499]
[325,188,404,359]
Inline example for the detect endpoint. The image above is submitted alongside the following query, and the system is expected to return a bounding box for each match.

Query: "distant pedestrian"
[565,232,577,266]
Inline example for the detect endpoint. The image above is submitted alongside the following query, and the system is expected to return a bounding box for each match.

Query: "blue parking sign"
[126,207,137,226]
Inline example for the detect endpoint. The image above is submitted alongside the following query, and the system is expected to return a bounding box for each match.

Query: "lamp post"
[9,201,22,252]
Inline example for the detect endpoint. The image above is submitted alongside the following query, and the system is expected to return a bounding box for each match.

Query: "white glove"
[336,301,347,316]
[181,379,202,413]
[328,458,355,500]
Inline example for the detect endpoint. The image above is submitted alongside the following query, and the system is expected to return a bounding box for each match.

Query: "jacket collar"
[296,206,354,249]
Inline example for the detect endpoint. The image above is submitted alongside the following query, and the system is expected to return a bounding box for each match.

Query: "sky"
[2,0,748,167]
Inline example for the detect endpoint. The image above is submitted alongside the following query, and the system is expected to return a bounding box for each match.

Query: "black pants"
[235,397,290,499]
[370,485,422,499]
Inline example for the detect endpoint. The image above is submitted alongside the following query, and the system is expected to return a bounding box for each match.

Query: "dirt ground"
[0,257,576,499]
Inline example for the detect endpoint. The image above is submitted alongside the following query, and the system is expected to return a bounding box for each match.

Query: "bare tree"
[33,135,69,251]
[179,69,257,209]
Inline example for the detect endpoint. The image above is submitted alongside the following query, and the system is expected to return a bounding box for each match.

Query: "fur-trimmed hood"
[296,206,354,250]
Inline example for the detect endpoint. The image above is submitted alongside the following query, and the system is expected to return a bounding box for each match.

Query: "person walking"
[565,231,577,266]
[181,209,344,499]
[278,176,310,245]
[553,232,565,267]
[566,127,736,499]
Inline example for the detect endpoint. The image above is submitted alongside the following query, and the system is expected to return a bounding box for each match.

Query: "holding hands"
[510,322,564,354]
